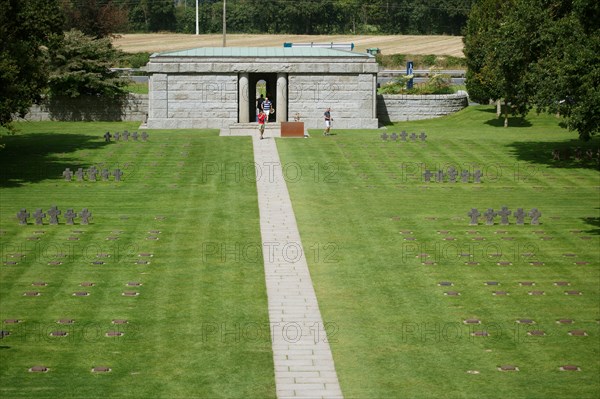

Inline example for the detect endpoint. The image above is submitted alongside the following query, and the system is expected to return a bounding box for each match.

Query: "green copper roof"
[153,47,373,58]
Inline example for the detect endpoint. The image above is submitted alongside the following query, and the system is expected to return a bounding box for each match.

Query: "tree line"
[59,0,475,37]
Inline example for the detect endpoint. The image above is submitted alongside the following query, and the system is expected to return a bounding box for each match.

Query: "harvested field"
[112,33,464,57]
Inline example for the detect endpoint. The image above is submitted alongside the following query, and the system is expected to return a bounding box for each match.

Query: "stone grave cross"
[63,168,73,181]
[423,170,433,183]
[47,206,61,225]
[461,170,470,183]
[17,209,30,225]
[529,208,542,225]
[447,167,458,183]
[87,167,97,182]
[33,209,46,225]
[483,208,497,225]
[79,208,92,225]
[435,170,444,183]
[497,206,512,225]
[113,169,123,182]
[514,208,526,225]
[64,209,77,225]
[468,208,481,225]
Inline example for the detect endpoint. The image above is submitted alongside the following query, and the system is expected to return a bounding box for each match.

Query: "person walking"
[323,107,333,135]
[257,109,267,139]
[262,97,272,123]
[256,94,264,121]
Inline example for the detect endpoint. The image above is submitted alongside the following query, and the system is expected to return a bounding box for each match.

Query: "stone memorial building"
[145,47,379,131]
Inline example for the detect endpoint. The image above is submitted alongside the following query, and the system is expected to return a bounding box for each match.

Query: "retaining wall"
[377,92,469,123]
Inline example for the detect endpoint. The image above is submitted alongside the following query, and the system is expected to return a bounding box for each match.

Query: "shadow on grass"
[0,133,109,188]
[582,214,600,235]
[506,138,600,171]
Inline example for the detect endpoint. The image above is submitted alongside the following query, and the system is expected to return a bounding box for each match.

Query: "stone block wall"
[377,93,468,123]
[21,94,148,122]
[288,74,378,129]
[147,74,237,129]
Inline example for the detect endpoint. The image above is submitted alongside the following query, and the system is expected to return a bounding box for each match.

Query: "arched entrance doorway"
[249,73,276,122]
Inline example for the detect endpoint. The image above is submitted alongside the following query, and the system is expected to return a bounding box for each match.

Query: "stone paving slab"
[253,135,343,399]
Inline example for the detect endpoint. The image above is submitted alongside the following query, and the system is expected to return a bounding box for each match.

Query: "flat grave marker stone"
[29,366,49,373]
[560,365,581,371]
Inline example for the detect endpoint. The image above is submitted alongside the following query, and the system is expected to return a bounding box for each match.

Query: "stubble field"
[112,33,464,56]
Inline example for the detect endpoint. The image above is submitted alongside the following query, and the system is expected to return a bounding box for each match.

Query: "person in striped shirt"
[261,97,272,123]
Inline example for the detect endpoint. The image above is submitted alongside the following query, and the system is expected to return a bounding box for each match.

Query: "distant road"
[378,69,467,86]
[113,33,465,57]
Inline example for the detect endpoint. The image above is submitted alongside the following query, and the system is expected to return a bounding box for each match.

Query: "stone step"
[221,123,282,137]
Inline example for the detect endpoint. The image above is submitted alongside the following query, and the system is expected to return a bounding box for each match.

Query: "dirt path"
[112,33,464,57]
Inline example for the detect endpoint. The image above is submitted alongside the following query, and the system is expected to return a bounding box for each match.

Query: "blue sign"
[406,61,414,90]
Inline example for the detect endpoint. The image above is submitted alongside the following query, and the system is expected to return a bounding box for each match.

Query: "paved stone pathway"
[253,135,343,399]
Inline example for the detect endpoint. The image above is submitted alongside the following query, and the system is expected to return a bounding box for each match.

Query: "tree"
[60,0,128,38]
[464,0,540,127]
[464,0,600,138]
[529,0,600,140]
[48,29,127,100]
[0,0,63,131]
[128,0,176,32]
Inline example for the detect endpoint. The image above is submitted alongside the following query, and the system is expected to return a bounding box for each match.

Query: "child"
[257,110,267,139]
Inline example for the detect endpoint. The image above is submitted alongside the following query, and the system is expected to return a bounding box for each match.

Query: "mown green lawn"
[277,106,600,398]
[0,122,275,398]
[1,107,598,399]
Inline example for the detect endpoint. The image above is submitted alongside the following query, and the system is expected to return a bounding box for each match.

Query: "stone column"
[372,73,377,118]
[239,73,249,123]
[276,73,287,123]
